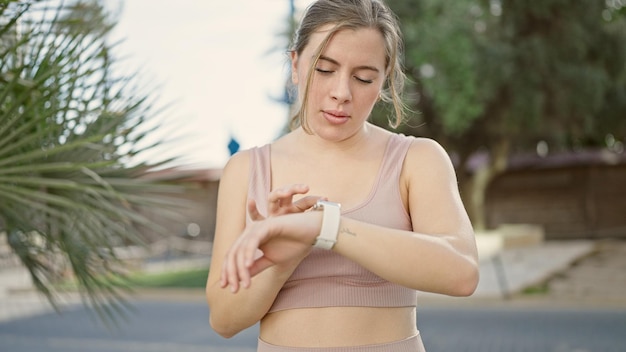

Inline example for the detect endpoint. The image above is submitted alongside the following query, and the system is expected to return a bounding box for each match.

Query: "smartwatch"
[312,200,342,249]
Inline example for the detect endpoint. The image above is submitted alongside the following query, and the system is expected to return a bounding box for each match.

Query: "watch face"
[314,200,341,210]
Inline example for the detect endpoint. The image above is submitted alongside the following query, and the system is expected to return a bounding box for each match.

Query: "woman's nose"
[330,75,352,103]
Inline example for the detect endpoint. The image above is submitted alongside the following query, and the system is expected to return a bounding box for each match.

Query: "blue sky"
[107,0,314,169]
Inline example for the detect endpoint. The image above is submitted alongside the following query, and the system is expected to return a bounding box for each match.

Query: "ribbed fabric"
[247,134,417,312]
[257,333,425,352]
[247,139,272,224]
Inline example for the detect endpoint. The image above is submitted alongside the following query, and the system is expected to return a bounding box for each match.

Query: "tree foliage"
[0,0,183,324]
[376,0,626,228]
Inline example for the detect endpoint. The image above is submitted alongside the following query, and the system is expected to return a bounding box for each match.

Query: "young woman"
[206,1,479,351]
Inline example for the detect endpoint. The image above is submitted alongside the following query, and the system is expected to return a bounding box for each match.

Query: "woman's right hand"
[248,184,323,220]
[220,210,324,293]
[220,184,325,293]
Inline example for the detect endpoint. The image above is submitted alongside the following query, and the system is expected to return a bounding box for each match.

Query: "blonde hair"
[289,0,407,133]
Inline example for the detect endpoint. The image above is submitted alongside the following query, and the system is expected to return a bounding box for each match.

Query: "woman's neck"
[290,122,381,155]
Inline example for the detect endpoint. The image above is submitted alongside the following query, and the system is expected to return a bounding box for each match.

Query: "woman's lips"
[322,110,350,124]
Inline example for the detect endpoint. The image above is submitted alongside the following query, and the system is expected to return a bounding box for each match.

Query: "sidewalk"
[0,267,80,323]
[417,239,599,306]
[0,239,620,323]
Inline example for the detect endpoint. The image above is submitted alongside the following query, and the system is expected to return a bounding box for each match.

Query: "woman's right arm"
[206,151,296,338]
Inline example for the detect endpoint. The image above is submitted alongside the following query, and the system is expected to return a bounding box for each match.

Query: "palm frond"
[0,0,186,325]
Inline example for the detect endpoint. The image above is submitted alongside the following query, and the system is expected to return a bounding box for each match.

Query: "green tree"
[378,0,626,230]
[1,0,182,323]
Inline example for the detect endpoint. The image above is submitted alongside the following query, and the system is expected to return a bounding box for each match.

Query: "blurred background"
[99,0,626,249]
[1,0,626,351]
[105,0,306,169]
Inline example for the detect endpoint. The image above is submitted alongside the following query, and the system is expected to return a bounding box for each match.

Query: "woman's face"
[292,25,387,141]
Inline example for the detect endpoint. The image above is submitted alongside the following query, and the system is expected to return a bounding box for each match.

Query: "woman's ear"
[290,51,299,84]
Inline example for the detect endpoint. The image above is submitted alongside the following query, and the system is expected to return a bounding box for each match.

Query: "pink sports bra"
[247,133,418,312]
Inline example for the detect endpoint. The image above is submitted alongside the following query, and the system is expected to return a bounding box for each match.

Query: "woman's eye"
[355,77,373,84]
[315,68,333,74]
[314,68,373,84]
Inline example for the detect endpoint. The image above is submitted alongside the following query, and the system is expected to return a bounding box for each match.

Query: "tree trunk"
[463,139,510,231]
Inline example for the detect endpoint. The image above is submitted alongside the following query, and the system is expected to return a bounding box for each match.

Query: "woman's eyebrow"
[317,55,380,73]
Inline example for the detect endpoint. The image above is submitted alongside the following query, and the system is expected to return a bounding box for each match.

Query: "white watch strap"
[313,201,341,250]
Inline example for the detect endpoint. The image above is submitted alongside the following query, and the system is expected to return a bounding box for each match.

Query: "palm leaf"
[0,0,186,325]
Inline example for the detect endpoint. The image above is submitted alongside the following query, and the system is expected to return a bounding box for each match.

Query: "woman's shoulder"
[224,142,272,167]
[406,136,446,153]
[402,136,456,176]
[386,132,447,157]
[224,148,250,170]
[220,147,257,185]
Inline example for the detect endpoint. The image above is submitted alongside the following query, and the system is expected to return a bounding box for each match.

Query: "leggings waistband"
[257,332,425,352]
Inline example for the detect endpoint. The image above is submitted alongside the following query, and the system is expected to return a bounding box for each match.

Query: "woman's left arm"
[333,138,479,296]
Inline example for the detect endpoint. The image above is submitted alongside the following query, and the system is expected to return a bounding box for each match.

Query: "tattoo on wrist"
[340,227,356,237]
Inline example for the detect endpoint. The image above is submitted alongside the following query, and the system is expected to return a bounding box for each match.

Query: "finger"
[223,255,240,293]
[239,223,270,286]
[236,245,252,289]
[247,199,265,221]
[220,244,238,289]
[224,245,242,293]
[267,191,283,215]
[248,256,274,278]
[235,228,260,289]
[268,184,310,215]
[278,184,310,204]
[219,260,228,288]
[243,234,262,270]
[293,195,325,212]
[286,183,310,195]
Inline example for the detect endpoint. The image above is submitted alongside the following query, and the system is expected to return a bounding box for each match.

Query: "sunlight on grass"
[521,281,550,295]
[130,267,209,288]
